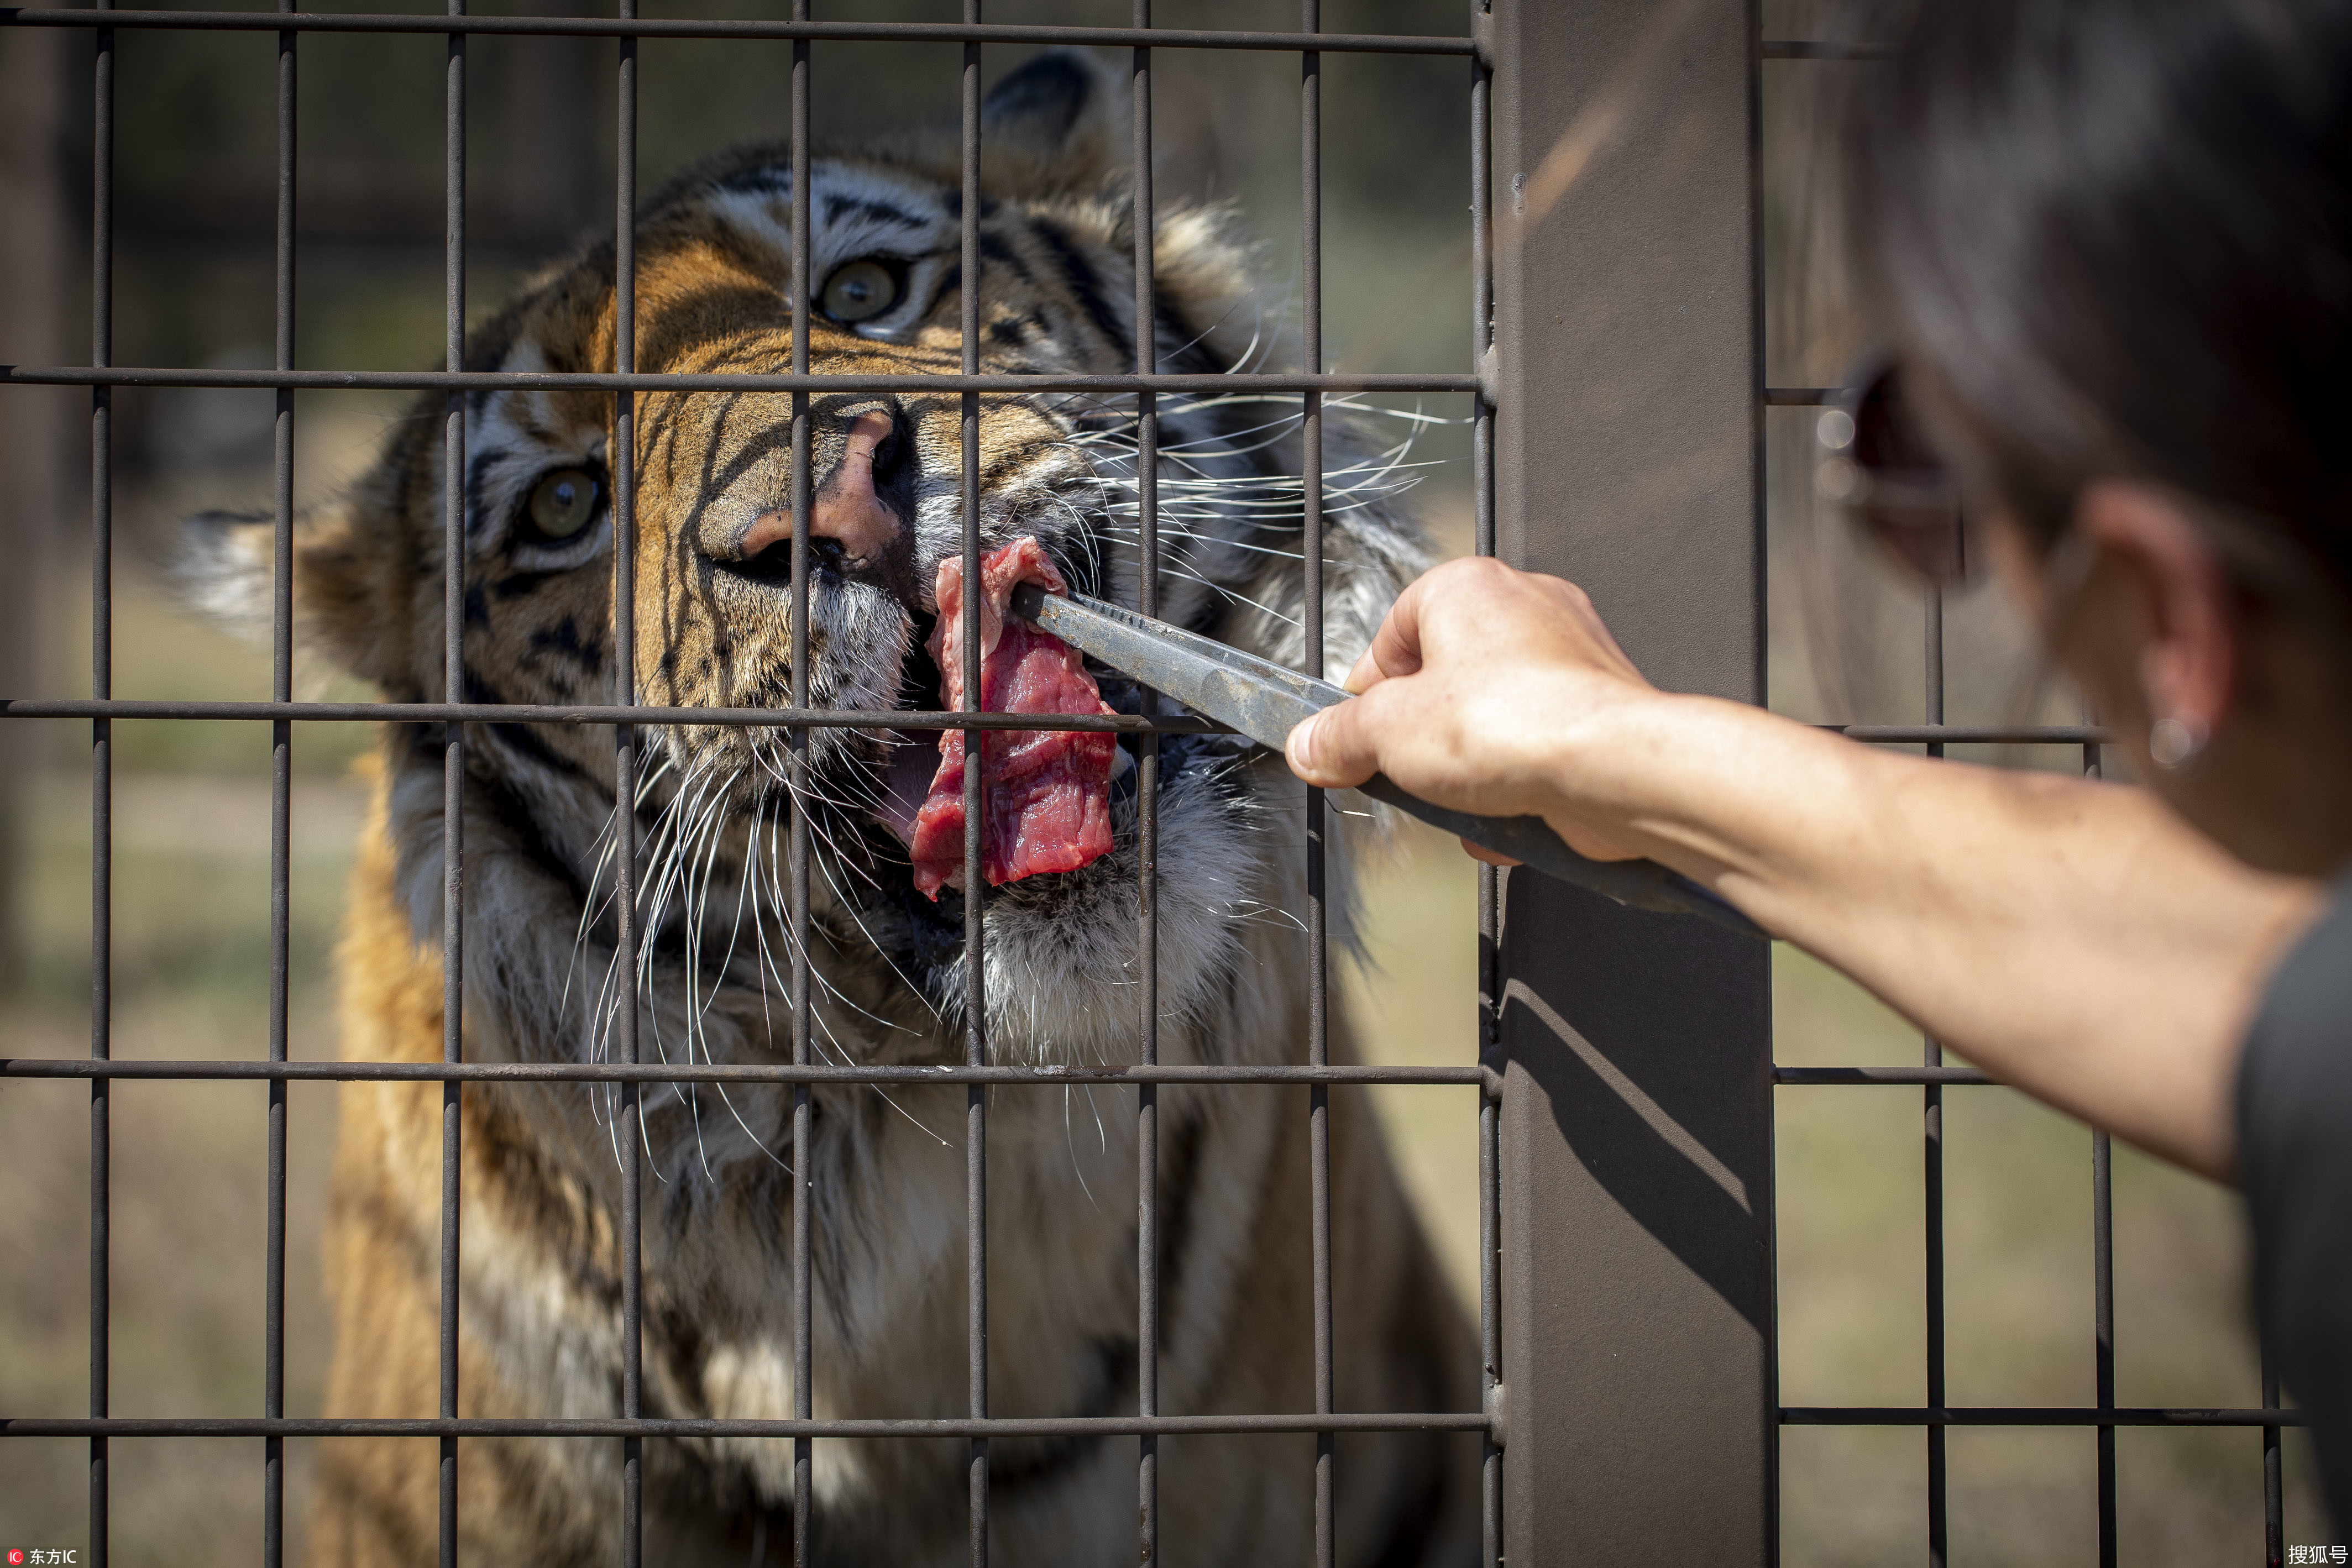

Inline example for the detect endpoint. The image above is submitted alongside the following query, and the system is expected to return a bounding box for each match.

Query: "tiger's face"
[182,57,1476,1560]
[191,49,1422,1083]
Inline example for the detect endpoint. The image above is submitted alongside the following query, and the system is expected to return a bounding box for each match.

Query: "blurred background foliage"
[0,0,2325,1561]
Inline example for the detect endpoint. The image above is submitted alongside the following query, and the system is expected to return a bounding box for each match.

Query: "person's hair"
[1849,0,2352,611]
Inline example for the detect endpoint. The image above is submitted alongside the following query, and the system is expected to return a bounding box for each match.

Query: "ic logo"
[9,1550,25,1565]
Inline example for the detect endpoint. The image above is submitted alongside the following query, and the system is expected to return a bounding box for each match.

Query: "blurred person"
[1287,0,2352,1531]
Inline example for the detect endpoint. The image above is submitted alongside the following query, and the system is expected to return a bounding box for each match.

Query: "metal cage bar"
[1778,1408,2306,1429]
[1919,585,1957,1561]
[0,11,1474,52]
[1925,583,1949,1568]
[1128,9,1161,1567]
[7,1412,1494,1440]
[614,0,645,1559]
[1470,6,1502,1566]
[6,1404,2301,1435]
[2090,732,2118,1568]
[0,697,2105,746]
[2,366,1473,395]
[264,0,297,1560]
[87,4,114,1562]
[958,13,989,1562]
[1,699,1223,730]
[439,0,468,1559]
[788,8,815,1568]
[3,1060,1490,1087]
[1297,8,1335,1568]
[2267,1345,2287,1565]
[2095,1121,2118,1564]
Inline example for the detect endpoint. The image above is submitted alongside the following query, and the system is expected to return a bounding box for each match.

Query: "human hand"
[1284,557,1660,862]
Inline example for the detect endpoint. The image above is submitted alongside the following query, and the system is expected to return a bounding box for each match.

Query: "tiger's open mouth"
[870,536,1122,898]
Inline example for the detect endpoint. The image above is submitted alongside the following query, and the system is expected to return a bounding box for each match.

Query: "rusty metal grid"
[0,6,1500,1568]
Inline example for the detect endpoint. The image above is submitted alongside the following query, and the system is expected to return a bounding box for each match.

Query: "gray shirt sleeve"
[2238,884,2352,1532]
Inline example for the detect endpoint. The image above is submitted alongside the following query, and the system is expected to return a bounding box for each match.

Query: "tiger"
[187,48,1476,1567]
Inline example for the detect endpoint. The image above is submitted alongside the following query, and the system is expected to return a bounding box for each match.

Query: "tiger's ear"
[179,500,417,690]
[981,49,1125,195]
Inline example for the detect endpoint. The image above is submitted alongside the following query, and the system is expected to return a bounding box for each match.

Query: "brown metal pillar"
[1490,0,1775,1561]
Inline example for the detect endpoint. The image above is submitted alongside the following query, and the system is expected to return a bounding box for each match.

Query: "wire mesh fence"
[0,3,2313,1565]
[1,6,1496,1566]
[1759,23,2298,1568]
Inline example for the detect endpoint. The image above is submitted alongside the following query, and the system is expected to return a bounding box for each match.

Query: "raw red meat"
[908,539,1119,898]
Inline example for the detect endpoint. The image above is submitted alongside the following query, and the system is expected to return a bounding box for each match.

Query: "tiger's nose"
[734,409,904,569]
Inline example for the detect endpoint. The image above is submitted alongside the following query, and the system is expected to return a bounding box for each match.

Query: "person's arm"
[1287,558,2322,1179]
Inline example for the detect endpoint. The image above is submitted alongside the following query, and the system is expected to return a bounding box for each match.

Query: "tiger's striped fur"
[190,49,1475,1567]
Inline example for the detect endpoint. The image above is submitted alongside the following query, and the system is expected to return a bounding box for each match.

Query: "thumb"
[1285,698,1379,788]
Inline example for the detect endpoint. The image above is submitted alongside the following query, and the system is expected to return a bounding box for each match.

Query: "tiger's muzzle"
[695,400,924,615]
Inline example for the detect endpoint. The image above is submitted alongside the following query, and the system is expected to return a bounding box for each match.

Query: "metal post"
[1490,0,1774,1559]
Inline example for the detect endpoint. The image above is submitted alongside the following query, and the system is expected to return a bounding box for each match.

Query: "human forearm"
[1289,558,2325,1177]
[1529,692,2322,1177]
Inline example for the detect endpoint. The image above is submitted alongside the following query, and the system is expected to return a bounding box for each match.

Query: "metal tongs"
[1009,584,1765,939]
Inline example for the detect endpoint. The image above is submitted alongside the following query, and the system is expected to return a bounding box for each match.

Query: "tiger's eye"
[821,259,900,323]
[526,468,599,541]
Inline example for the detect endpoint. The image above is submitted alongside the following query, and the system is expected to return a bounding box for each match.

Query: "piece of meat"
[908,538,1119,898]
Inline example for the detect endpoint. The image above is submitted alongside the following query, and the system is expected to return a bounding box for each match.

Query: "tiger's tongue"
[905,539,1119,899]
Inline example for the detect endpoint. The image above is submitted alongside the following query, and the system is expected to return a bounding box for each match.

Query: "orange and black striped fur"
[188,50,1475,1567]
